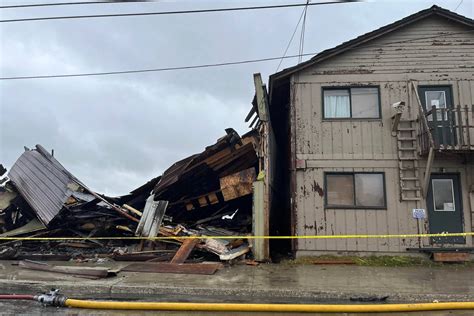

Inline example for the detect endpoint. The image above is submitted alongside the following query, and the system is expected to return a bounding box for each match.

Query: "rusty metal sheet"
[122,262,222,275]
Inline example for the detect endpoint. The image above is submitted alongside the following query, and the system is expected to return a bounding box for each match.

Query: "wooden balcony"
[418,105,474,156]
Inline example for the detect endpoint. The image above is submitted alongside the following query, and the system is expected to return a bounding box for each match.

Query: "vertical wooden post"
[447,109,455,146]
[422,147,435,198]
[440,108,447,147]
[432,105,439,147]
[465,104,471,148]
[253,73,270,261]
[457,105,464,146]
[252,181,267,261]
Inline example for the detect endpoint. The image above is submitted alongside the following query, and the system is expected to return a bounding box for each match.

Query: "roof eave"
[268,5,474,95]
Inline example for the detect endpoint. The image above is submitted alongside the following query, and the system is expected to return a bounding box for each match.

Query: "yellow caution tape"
[0,232,472,241]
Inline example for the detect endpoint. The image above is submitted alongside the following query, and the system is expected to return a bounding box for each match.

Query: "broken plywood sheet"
[219,168,256,201]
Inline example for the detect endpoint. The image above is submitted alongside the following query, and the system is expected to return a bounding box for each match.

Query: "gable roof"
[269,5,474,93]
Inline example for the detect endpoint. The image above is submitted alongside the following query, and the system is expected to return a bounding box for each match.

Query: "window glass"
[354,174,385,207]
[432,179,455,211]
[425,91,447,121]
[324,89,350,118]
[326,173,386,209]
[425,91,447,109]
[351,88,379,118]
[326,174,354,206]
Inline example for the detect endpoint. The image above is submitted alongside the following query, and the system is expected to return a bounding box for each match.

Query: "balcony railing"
[418,105,474,155]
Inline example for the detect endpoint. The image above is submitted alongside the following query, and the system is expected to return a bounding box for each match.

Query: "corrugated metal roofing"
[7,145,81,226]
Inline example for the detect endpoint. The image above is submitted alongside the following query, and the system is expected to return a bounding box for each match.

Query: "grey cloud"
[1,0,472,195]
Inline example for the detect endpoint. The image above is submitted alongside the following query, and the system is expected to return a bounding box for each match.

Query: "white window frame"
[322,87,381,119]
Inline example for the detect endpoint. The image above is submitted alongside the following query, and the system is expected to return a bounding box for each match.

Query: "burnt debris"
[0,129,259,270]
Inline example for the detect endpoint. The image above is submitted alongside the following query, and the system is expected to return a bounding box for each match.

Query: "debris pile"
[0,129,259,270]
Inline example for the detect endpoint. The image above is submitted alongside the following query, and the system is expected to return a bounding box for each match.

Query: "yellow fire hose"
[64,299,474,312]
[1,290,470,312]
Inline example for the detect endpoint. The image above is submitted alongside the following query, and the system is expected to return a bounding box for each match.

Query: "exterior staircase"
[396,119,421,201]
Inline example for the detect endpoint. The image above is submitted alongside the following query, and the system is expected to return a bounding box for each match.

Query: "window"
[418,86,453,122]
[325,172,386,208]
[425,90,447,121]
[432,179,455,212]
[323,87,380,119]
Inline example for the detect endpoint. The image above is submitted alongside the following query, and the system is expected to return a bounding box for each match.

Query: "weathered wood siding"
[291,16,474,255]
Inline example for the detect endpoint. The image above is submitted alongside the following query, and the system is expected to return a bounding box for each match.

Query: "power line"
[1,1,108,9]
[0,1,152,9]
[454,0,464,12]
[0,52,318,80]
[275,4,308,72]
[0,1,359,23]
[1,30,472,81]
[298,0,310,63]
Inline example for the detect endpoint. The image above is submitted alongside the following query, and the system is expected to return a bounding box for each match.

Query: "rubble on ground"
[0,129,259,274]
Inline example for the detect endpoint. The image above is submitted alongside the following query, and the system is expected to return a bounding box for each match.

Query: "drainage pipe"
[64,300,474,312]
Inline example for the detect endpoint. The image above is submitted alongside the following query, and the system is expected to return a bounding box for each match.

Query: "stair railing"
[410,81,435,198]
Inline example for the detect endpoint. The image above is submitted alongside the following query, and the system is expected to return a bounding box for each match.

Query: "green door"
[426,174,465,244]
[418,86,456,147]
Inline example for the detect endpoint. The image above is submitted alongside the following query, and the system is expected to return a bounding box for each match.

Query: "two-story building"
[250,5,474,257]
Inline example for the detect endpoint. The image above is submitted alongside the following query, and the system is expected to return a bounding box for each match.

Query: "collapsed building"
[0,128,265,274]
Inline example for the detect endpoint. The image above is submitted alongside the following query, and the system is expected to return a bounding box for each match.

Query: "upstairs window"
[323,87,380,119]
[325,172,386,209]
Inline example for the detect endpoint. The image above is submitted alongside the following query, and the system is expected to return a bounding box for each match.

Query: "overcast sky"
[0,0,472,195]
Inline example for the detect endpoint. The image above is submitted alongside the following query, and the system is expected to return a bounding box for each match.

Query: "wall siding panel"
[291,15,474,256]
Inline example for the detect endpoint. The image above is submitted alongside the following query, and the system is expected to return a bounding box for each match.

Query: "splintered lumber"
[218,245,250,261]
[85,189,140,223]
[200,238,229,255]
[122,204,143,217]
[113,250,175,262]
[122,262,222,275]
[170,238,199,264]
[18,260,113,279]
[219,168,256,201]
